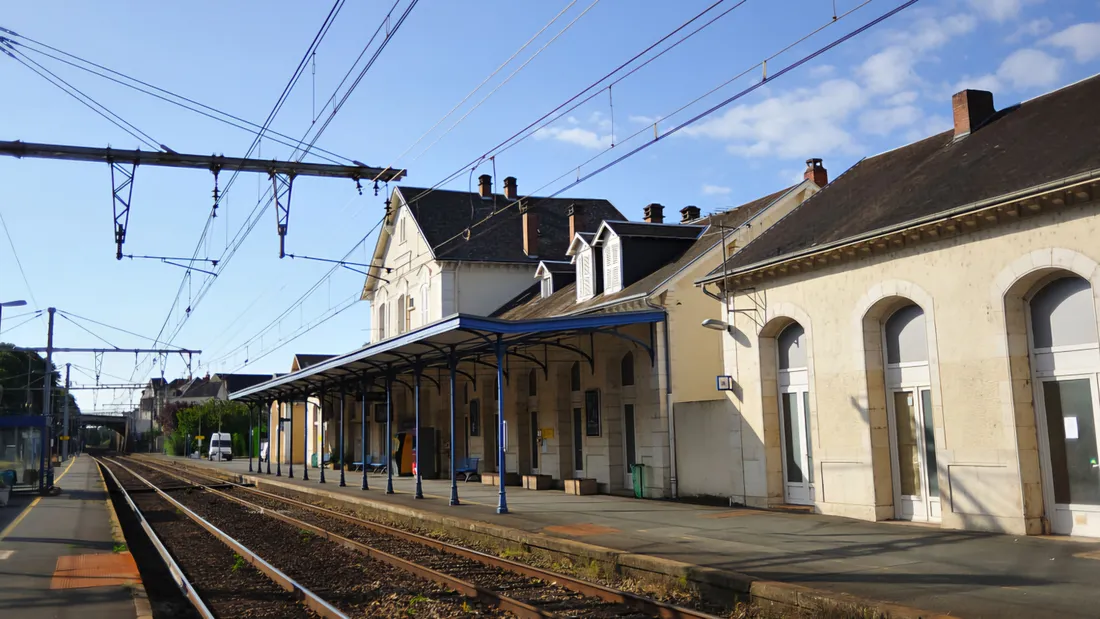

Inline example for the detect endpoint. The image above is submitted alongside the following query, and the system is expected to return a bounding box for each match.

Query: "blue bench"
[369,456,389,475]
[455,457,480,482]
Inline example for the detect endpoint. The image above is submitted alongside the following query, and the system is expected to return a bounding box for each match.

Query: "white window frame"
[420,284,429,325]
[376,299,387,341]
[398,215,407,245]
[541,276,553,298]
[603,235,622,294]
[577,248,594,302]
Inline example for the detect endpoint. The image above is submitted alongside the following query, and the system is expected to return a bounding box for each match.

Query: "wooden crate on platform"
[564,478,598,495]
[523,474,553,490]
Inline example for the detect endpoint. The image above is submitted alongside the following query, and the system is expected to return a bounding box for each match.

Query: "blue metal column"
[265,401,271,474]
[496,335,508,514]
[360,378,369,491]
[276,401,282,477]
[248,403,254,473]
[319,390,326,484]
[339,385,346,487]
[288,397,294,479]
[385,372,394,494]
[449,353,459,506]
[414,363,423,499]
[302,393,309,481]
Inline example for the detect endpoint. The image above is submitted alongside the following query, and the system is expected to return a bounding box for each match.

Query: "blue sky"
[1,0,1098,411]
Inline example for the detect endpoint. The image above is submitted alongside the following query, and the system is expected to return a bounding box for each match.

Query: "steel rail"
[127,457,554,619]
[94,457,216,619]
[134,454,724,619]
[103,457,349,619]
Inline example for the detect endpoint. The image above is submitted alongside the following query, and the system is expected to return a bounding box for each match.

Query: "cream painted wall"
[453,262,540,316]
[719,202,1100,534]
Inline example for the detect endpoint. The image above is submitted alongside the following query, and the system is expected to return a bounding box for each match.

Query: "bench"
[455,457,480,482]
[369,456,389,475]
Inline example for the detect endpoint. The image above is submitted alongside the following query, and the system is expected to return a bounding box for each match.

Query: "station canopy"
[228,311,665,402]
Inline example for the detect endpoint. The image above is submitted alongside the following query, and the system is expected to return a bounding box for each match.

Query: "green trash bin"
[630,463,645,499]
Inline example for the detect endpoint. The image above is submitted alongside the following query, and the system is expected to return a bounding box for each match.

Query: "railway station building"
[696,76,1100,537]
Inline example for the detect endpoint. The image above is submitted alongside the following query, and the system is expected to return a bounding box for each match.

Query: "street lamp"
[0,299,28,334]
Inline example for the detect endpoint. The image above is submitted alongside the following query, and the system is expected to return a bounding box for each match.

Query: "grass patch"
[112,543,127,553]
[405,594,430,616]
[231,553,247,571]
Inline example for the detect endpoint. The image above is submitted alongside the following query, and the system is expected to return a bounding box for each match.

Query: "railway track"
[98,456,509,618]
[122,455,725,619]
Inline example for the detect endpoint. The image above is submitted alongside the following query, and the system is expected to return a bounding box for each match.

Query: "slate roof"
[495,185,796,320]
[179,378,221,399]
[396,186,623,263]
[537,260,574,273]
[215,373,273,394]
[601,221,706,240]
[293,354,334,369]
[707,74,1100,278]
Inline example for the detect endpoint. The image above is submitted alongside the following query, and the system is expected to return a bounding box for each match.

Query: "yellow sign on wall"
[538,427,555,439]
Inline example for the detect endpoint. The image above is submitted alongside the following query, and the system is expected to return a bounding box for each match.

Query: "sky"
[1,0,1098,412]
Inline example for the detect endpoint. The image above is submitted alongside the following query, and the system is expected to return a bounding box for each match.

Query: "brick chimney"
[952,89,995,139]
[503,176,518,200]
[521,203,538,257]
[804,158,828,186]
[478,174,492,199]
[568,203,582,239]
[680,205,701,223]
[644,203,664,224]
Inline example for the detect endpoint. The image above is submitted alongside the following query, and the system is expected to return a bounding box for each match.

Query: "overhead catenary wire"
[0,29,355,166]
[0,312,44,336]
[0,210,41,316]
[432,0,895,255]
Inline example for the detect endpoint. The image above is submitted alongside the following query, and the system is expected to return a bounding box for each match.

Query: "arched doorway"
[1028,275,1100,536]
[777,322,814,505]
[883,304,939,522]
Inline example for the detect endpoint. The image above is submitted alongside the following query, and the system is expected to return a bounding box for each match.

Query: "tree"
[157,401,189,434]
[0,344,79,418]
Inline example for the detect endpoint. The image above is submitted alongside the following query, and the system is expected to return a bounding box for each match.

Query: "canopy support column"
[288,397,294,479]
[386,371,394,494]
[319,390,327,484]
[248,403,254,473]
[449,351,459,506]
[360,377,369,491]
[496,335,509,515]
[414,361,424,499]
[339,386,346,487]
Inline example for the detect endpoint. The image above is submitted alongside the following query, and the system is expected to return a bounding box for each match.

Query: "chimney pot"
[680,205,701,223]
[478,174,492,199]
[804,158,828,186]
[952,89,995,139]
[503,176,518,200]
[644,203,664,224]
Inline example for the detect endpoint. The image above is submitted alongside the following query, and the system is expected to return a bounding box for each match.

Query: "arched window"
[885,304,928,364]
[469,399,481,436]
[528,369,538,397]
[420,284,429,325]
[570,361,581,392]
[377,301,387,340]
[778,323,807,370]
[397,295,407,334]
[620,352,635,387]
[1030,276,1098,349]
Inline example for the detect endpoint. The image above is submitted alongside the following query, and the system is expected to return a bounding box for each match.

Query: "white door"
[779,387,814,504]
[622,404,638,488]
[1036,375,1100,537]
[887,387,941,522]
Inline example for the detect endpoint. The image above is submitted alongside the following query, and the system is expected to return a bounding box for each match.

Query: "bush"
[232,433,247,456]
[165,433,188,456]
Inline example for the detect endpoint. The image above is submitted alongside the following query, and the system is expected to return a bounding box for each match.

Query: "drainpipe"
[648,297,677,499]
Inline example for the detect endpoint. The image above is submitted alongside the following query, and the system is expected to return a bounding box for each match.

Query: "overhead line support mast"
[0,139,407,259]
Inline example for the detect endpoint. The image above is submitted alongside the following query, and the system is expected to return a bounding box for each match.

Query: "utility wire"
[433,0,914,254]
[0,29,354,165]
[228,292,360,372]
[57,313,121,350]
[57,309,189,348]
[0,210,40,314]
[0,312,43,336]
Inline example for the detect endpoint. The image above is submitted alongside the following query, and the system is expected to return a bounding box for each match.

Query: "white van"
[207,433,233,461]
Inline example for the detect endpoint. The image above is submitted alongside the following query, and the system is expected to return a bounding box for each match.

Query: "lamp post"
[0,299,28,333]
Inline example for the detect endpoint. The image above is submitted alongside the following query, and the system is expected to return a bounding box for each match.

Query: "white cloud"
[566,116,579,125]
[967,0,1024,22]
[701,184,732,196]
[859,13,977,95]
[859,105,923,136]
[628,114,661,125]
[904,114,952,142]
[954,47,1064,93]
[533,126,612,150]
[808,64,836,79]
[1043,22,1100,62]
[682,79,864,159]
[1007,17,1053,42]
[885,91,919,106]
[997,48,1063,89]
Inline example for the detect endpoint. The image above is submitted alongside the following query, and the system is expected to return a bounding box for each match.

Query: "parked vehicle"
[207,432,233,461]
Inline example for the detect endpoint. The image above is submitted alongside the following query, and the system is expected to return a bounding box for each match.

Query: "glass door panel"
[920,389,938,495]
[572,407,584,476]
[782,393,804,483]
[780,390,813,504]
[1042,379,1100,506]
[893,390,922,497]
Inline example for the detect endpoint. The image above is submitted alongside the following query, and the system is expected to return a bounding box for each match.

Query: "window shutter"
[605,238,621,292]
[577,251,593,301]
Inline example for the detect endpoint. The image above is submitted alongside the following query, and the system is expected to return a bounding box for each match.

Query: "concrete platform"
[0,455,142,619]
[161,454,1100,619]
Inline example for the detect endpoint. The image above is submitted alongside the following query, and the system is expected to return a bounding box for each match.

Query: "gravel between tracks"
[132,458,688,618]
[102,459,317,619]
[119,459,510,618]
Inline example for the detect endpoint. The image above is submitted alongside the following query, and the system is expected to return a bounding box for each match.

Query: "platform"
[0,455,141,619]
[157,453,1100,619]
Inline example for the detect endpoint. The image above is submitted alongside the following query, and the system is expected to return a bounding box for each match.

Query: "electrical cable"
[0,210,41,315]
[56,309,189,348]
[0,312,43,336]
[433,0,895,254]
[57,313,121,350]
